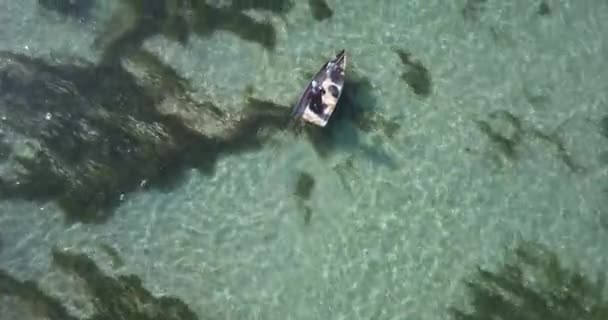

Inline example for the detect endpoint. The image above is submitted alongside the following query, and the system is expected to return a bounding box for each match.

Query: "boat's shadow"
[297,72,397,169]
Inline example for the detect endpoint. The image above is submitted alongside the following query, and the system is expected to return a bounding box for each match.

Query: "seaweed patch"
[294,171,316,224]
[97,243,125,269]
[473,110,584,172]
[450,241,608,320]
[474,110,524,163]
[0,52,289,224]
[294,171,315,200]
[600,115,608,139]
[331,155,359,195]
[95,0,288,65]
[0,248,200,319]
[308,0,333,21]
[537,1,551,16]
[394,49,432,97]
[37,0,95,22]
[461,0,487,21]
[0,268,77,320]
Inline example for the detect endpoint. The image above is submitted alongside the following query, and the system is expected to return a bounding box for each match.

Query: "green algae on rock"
[0,51,289,224]
[461,0,487,21]
[308,0,333,21]
[0,248,199,320]
[450,241,608,320]
[52,248,199,320]
[293,171,315,224]
[394,49,431,97]
[474,110,524,163]
[230,0,294,14]
[537,1,551,16]
[37,0,96,22]
[97,243,125,269]
[473,110,583,172]
[294,171,315,200]
[0,52,214,223]
[0,269,78,320]
[600,115,608,139]
[95,0,285,65]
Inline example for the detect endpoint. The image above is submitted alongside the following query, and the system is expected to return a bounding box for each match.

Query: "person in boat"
[308,80,326,116]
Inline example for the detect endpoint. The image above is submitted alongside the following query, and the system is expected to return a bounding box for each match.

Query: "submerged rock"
[461,0,487,21]
[0,248,199,320]
[394,49,431,97]
[0,52,287,223]
[450,241,608,320]
[0,52,206,222]
[293,171,315,224]
[229,0,294,14]
[52,248,199,320]
[94,0,287,64]
[308,0,333,21]
[294,171,315,200]
[600,115,608,139]
[474,110,524,162]
[0,269,78,320]
[537,1,551,16]
[38,0,96,22]
[473,110,583,172]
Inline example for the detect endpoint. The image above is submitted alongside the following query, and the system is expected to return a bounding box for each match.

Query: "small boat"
[291,49,347,127]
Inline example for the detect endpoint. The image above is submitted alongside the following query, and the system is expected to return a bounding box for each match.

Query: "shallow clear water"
[1,1,608,319]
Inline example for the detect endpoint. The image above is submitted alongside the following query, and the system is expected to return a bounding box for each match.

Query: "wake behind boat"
[291,49,347,127]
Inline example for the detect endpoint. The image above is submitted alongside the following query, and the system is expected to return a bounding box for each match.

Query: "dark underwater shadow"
[0,247,201,320]
[0,51,289,224]
[299,67,398,169]
[37,0,96,23]
[92,0,293,65]
[449,241,608,320]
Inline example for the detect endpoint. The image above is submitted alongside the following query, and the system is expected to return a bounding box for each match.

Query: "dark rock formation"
[474,110,524,162]
[230,0,294,14]
[538,1,551,16]
[294,171,315,200]
[38,0,96,22]
[0,269,78,320]
[94,0,289,64]
[0,51,288,223]
[600,115,608,139]
[294,171,315,224]
[473,110,583,172]
[394,49,431,97]
[450,242,608,320]
[53,248,199,320]
[461,0,487,21]
[0,248,199,320]
[308,0,333,21]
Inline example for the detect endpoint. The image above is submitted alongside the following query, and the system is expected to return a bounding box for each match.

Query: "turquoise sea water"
[1,1,608,319]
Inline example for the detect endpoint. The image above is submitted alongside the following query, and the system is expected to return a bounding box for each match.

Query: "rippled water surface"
[1,1,608,319]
